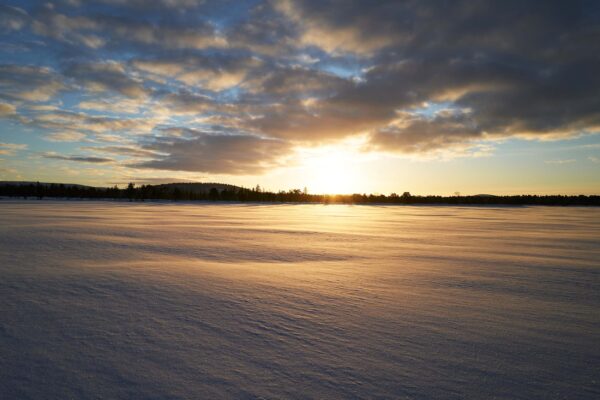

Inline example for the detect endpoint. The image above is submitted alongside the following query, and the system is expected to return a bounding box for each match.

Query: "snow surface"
[1,200,599,399]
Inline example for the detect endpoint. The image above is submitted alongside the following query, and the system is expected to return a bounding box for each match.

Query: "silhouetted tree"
[172,187,183,200]
[36,182,44,200]
[126,183,135,201]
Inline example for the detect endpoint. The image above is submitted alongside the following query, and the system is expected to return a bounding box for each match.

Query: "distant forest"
[0,182,598,206]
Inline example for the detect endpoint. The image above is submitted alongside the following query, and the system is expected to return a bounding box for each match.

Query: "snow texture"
[1,200,599,399]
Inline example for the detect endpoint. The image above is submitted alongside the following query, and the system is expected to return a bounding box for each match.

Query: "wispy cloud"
[0,142,27,155]
[45,131,86,142]
[545,159,576,165]
[81,145,160,158]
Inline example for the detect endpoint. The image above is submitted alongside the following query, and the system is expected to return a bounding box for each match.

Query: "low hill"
[0,181,94,189]
[0,181,242,193]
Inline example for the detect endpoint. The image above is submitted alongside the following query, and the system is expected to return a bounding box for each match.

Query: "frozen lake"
[1,201,599,399]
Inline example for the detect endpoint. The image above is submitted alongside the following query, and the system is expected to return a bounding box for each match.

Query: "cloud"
[158,90,217,115]
[101,17,226,50]
[0,167,18,175]
[245,94,391,142]
[44,131,86,142]
[252,2,580,151]
[43,152,113,163]
[132,54,261,91]
[589,156,600,163]
[32,8,226,50]
[369,110,482,154]
[226,2,300,56]
[257,0,600,152]
[0,64,64,101]
[274,0,397,54]
[28,111,158,134]
[31,9,103,48]
[77,98,144,114]
[94,0,204,9]
[63,61,147,98]
[0,102,16,116]
[0,142,27,155]
[245,65,349,96]
[545,159,576,164]
[0,4,28,32]
[26,104,60,111]
[135,130,292,174]
[81,145,161,158]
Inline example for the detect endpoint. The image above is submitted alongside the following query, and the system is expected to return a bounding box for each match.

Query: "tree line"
[0,182,598,206]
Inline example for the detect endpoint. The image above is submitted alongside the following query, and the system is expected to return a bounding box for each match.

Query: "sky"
[0,0,599,195]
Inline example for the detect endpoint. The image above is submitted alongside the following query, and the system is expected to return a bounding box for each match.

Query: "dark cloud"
[454,61,600,138]
[31,7,225,50]
[136,130,292,174]
[250,65,350,97]
[158,90,218,115]
[0,4,28,32]
[256,0,600,149]
[226,1,300,56]
[63,61,147,98]
[279,0,600,56]
[370,111,482,154]
[43,153,113,163]
[93,0,205,10]
[0,64,65,101]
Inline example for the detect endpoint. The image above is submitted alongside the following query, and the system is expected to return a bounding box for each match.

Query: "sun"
[300,146,365,195]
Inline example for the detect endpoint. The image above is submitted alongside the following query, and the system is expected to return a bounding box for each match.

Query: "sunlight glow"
[298,142,369,194]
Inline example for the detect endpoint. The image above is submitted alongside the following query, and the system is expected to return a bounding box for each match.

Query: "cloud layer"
[0,0,598,174]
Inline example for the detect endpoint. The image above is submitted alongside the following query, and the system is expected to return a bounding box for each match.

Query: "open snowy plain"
[1,200,599,399]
